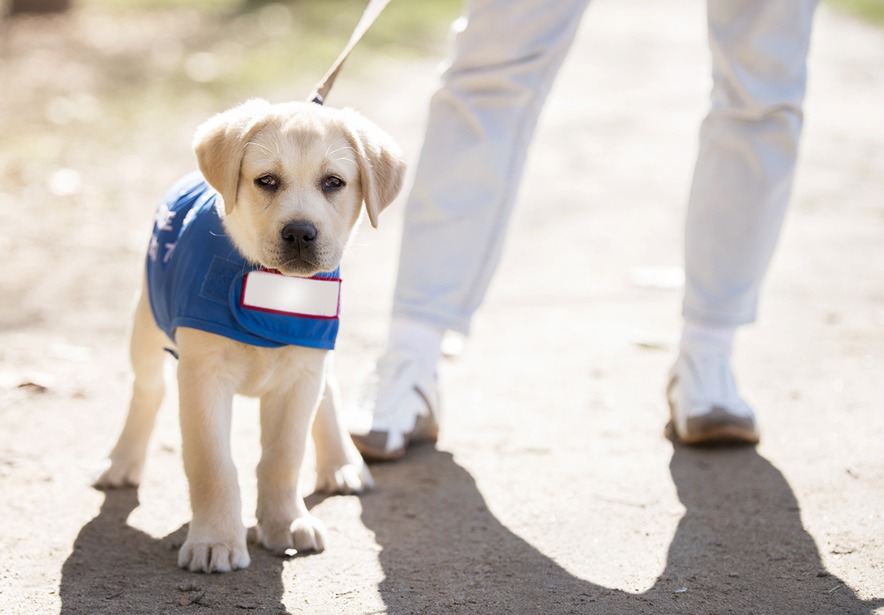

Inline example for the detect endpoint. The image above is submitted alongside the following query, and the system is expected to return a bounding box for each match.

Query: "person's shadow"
[60,446,882,614]
[360,444,884,615]
[59,489,291,614]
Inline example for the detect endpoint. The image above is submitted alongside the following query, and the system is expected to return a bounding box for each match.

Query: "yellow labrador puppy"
[95,99,405,573]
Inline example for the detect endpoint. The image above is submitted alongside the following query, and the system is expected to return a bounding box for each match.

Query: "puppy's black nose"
[281,221,318,247]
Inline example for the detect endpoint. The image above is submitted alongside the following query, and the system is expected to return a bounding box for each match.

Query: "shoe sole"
[351,414,440,463]
[665,369,760,446]
[673,421,760,446]
[351,432,407,462]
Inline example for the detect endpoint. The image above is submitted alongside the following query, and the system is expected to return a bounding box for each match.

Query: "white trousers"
[392,0,819,334]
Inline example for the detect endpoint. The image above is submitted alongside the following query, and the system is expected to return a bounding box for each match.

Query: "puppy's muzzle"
[281,221,318,259]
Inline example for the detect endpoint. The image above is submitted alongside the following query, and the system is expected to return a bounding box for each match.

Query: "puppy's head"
[192,99,405,276]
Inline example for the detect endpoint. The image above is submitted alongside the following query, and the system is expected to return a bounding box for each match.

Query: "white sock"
[679,320,737,357]
[386,317,443,373]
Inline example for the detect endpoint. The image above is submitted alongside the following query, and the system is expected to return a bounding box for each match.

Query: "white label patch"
[241,270,340,319]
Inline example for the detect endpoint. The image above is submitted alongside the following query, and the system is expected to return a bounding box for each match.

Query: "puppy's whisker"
[325,145,357,158]
[245,141,277,156]
[333,157,358,168]
[327,145,356,154]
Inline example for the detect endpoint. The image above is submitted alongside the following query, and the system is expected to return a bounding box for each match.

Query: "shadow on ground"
[57,444,884,614]
[360,445,883,615]
[59,489,291,614]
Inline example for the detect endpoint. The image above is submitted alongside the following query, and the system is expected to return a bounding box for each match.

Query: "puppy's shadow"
[59,489,291,614]
[361,445,883,615]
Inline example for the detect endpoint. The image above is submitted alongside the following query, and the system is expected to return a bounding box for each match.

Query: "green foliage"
[827,0,884,24]
[72,0,461,92]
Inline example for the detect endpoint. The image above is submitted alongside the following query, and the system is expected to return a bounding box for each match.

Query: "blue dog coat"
[146,172,340,350]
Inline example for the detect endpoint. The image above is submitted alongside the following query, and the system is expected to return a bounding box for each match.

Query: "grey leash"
[307,0,392,105]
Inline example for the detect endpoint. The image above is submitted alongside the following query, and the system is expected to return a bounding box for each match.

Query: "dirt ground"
[1,1,883,614]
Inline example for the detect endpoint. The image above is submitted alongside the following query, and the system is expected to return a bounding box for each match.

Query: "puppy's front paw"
[291,515,327,553]
[315,461,373,495]
[93,456,143,489]
[178,521,251,573]
[250,513,328,556]
[178,528,250,573]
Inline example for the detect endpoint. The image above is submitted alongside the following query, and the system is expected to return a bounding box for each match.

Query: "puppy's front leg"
[253,382,327,555]
[176,335,249,573]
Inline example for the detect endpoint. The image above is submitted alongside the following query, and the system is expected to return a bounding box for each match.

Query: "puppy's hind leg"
[313,369,373,494]
[95,284,168,488]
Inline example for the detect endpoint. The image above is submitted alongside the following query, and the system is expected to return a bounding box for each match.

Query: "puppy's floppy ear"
[340,108,406,228]
[192,98,274,214]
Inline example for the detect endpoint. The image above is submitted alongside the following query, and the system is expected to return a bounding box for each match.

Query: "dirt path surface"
[2,1,883,613]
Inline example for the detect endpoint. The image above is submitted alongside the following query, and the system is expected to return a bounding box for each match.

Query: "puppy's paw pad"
[93,458,142,489]
[315,462,373,495]
[177,540,250,573]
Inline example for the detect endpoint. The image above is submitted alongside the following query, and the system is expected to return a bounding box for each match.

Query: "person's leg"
[670,0,819,444]
[353,0,591,460]
[395,0,592,335]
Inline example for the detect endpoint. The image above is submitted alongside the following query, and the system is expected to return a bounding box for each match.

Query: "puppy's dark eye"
[255,174,278,191]
[322,176,345,193]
